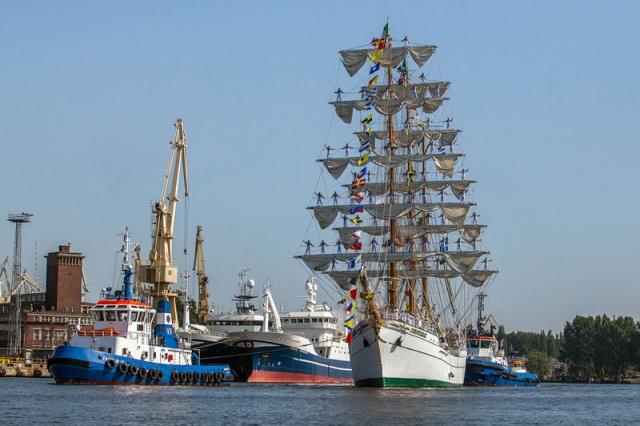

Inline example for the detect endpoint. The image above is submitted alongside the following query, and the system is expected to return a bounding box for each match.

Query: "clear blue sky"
[2,1,638,333]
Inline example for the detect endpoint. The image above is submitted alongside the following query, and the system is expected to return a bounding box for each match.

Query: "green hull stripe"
[354,377,462,388]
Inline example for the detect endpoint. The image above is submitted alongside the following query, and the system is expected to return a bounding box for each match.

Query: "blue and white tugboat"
[47,230,232,385]
[464,293,539,386]
[48,118,231,385]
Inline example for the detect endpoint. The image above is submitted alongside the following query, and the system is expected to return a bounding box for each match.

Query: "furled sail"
[335,224,485,241]
[339,45,437,76]
[362,82,451,100]
[319,154,462,179]
[325,253,491,290]
[355,129,461,149]
[310,202,473,229]
[330,97,447,124]
[356,180,474,199]
[298,250,487,274]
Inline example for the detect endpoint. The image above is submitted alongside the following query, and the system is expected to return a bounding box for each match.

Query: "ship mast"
[385,23,398,311]
[139,118,190,323]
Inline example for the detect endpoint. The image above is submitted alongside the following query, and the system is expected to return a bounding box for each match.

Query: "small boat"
[464,293,539,386]
[47,230,232,385]
[196,277,352,383]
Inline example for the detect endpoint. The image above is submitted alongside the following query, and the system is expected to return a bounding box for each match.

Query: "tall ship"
[296,22,497,387]
[194,277,351,383]
[48,119,231,385]
[465,293,539,386]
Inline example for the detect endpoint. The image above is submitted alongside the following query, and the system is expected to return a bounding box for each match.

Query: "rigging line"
[431,51,456,123]
[182,195,190,298]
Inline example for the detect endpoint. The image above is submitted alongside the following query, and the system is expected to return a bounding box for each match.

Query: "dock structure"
[0,355,51,378]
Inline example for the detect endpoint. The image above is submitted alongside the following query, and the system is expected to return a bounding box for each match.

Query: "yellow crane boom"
[193,225,210,324]
[138,118,190,322]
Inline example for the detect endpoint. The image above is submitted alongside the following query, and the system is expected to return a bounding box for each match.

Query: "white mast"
[262,283,282,333]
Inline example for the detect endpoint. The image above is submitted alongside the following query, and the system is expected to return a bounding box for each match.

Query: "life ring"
[118,362,128,374]
[106,359,116,369]
[157,370,164,381]
[138,367,148,379]
[243,341,254,349]
[171,370,179,383]
[194,372,201,383]
[187,372,194,382]
[149,369,157,381]
[0,368,6,377]
[33,369,42,378]
[179,371,187,383]
[128,364,139,376]
[216,372,225,383]
[209,372,216,383]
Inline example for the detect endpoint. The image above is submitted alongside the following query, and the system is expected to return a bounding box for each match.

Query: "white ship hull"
[350,320,466,387]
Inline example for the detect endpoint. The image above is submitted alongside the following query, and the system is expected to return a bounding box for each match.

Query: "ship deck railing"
[72,328,152,346]
[99,290,151,304]
[188,329,227,339]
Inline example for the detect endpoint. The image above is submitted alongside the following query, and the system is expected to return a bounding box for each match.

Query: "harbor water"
[1,379,637,425]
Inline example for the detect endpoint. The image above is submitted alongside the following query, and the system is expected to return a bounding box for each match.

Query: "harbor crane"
[138,118,189,324]
[6,212,32,355]
[0,257,45,304]
[193,225,210,324]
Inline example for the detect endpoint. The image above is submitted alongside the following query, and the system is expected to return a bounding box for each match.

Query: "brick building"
[45,244,88,314]
[0,244,93,357]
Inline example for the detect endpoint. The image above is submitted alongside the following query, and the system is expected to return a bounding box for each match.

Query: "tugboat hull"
[465,359,539,386]
[48,345,231,386]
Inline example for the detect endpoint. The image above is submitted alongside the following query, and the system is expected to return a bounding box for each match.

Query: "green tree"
[608,316,640,380]
[527,350,551,379]
[561,315,596,379]
[593,314,611,377]
[539,330,548,355]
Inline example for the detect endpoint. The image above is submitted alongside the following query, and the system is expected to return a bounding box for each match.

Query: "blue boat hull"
[47,345,232,385]
[198,340,352,383]
[464,359,539,386]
